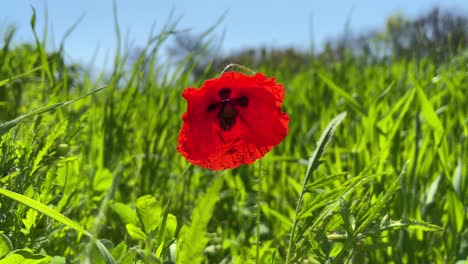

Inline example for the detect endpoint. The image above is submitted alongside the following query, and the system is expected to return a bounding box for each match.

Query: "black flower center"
[206,88,249,131]
[218,88,231,100]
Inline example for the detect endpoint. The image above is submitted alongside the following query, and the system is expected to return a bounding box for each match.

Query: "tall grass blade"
[0,188,116,264]
[285,111,347,263]
[316,71,366,116]
[0,85,106,137]
[356,161,408,234]
[414,80,444,146]
[0,66,42,88]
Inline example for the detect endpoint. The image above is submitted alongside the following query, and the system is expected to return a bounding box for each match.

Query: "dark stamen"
[235,96,248,107]
[218,102,237,131]
[218,88,231,100]
[207,103,217,112]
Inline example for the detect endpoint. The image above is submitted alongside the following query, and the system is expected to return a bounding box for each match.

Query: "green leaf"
[119,249,138,264]
[414,80,444,145]
[0,249,51,264]
[30,7,36,29]
[177,176,224,264]
[447,191,464,233]
[111,242,128,261]
[380,218,443,232]
[304,112,347,186]
[261,204,292,233]
[356,161,408,234]
[316,71,366,116]
[286,112,347,263]
[452,158,463,198]
[376,87,415,134]
[0,234,12,258]
[0,188,116,264]
[21,209,39,235]
[387,88,416,142]
[156,183,180,259]
[111,202,139,226]
[425,174,443,206]
[50,256,67,264]
[135,195,162,234]
[93,168,113,192]
[126,224,147,241]
[165,214,178,238]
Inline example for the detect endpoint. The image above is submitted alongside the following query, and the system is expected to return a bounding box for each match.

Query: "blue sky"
[2,0,467,69]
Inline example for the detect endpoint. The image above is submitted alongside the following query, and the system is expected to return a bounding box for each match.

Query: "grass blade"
[0,85,106,137]
[316,71,366,116]
[0,66,42,88]
[414,80,444,146]
[356,161,408,234]
[0,188,116,264]
[285,111,347,263]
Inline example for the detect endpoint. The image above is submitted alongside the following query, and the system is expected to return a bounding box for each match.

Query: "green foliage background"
[0,8,467,264]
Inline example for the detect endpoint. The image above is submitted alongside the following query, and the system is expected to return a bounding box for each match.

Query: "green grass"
[0,14,467,264]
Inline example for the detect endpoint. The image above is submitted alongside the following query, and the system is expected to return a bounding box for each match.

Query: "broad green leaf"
[50,256,67,264]
[177,176,224,264]
[21,209,39,235]
[119,248,138,264]
[126,224,147,241]
[111,202,139,226]
[0,249,51,264]
[111,242,128,261]
[0,234,12,258]
[93,168,113,192]
[165,214,178,238]
[135,195,162,234]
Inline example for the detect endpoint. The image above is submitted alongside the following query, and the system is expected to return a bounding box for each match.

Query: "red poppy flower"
[177,71,289,170]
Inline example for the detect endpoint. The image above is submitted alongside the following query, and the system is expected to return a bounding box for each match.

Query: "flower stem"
[285,176,307,263]
[256,159,263,264]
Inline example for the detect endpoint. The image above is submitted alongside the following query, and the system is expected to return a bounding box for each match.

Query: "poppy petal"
[177,71,289,170]
[177,112,217,162]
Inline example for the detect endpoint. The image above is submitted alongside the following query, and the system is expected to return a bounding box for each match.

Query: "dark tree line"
[169,7,468,78]
[340,7,468,62]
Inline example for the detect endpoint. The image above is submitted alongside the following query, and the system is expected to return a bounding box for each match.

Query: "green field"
[0,12,467,264]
